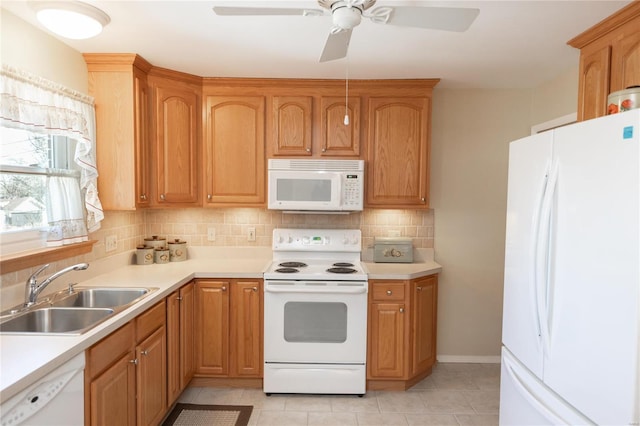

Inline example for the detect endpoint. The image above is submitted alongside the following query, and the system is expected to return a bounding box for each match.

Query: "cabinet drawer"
[87,322,135,379]
[371,283,406,301]
[136,300,166,342]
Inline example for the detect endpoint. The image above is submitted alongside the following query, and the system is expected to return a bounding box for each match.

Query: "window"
[0,127,82,255]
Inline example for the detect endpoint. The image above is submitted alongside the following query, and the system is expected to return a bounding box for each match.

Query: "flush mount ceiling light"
[30,1,110,39]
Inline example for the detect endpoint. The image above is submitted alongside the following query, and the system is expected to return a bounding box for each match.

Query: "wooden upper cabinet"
[320,96,361,157]
[84,54,152,210]
[568,2,640,121]
[149,74,201,206]
[204,95,266,206]
[271,96,313,156]
[366,97,431,208]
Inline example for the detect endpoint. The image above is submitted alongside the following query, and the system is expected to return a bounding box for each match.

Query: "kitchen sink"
[0,286,158,335]
[51,287,151,309]
[0,307,114,335]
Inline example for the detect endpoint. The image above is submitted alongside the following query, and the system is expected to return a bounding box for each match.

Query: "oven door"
[264,280,368,364]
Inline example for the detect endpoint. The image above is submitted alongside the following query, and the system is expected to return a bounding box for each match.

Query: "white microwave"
[268,159,364,213]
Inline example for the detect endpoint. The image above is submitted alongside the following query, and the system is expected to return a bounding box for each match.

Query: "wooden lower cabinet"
[167,281,195,406]
[85,301,167,426]
[194,279,263,382]
[367,275,438,390]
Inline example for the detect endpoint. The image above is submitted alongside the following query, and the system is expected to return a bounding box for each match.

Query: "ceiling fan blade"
[212,6,322,16]
[381,6,480,32]
[319,29,353,63]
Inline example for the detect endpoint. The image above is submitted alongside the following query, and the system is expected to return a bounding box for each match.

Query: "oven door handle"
[264,286,367,295]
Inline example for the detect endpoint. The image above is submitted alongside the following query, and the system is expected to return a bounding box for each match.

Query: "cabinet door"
[89,351,136,426]
[204,96,265,206]
[152,81,200,205]
[180,282,195,388]
[271,96,313,156]
[367,97,430,208]
[230,280,263,377]
[136,327,167,426]
[134,67,150,207]
[411,276,438,376]
[611,30,640,93]
[368,302,406,378]
[195,280,230,375]
[320,96,361,157]
[577,45,611,121]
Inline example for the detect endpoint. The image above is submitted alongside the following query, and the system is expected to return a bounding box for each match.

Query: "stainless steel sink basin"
[51,288,151,308]
[0,307,114,335]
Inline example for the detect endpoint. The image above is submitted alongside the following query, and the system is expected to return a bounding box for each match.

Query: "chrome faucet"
[24,263,89,307]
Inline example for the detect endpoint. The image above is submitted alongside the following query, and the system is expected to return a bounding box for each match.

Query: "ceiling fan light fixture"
[332,6,362,30]
[30,1,110,39]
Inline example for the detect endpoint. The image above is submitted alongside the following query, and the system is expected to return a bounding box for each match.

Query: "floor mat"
[162,403,253,426]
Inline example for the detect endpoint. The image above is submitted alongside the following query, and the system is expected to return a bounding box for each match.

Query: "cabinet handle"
[140,194,147,200]
[160,194,166,201]
[130,359,138,365]
[141,350,148,356]
[222,286,227,291]
[176,296,183,301]
[416,286,423,291]
[207,194,212,200]
[386,290,392,295]
[399,308,405,313]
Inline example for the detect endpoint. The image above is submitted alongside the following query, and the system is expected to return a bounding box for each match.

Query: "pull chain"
[344,54,350,126]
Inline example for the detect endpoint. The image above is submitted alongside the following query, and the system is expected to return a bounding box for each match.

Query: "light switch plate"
[105,235,117,252]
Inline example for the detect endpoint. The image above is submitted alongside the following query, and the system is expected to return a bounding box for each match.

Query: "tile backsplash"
[0,208,434,290]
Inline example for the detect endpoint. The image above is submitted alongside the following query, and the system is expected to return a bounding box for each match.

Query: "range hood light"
[31,1,110,39]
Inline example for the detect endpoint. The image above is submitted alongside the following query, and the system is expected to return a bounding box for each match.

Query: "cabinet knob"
[421,197,426,202]
[160,194,166,201]
[222,286,227,291]
[399,307,405,313]
[141,350,148,356]
[176,296,183,301]
[322,147,326,152]
[306,148,311,152]
[252,287,258,292]
[417,286,423,291]
[140,194,147,200]
[130,359,138,365]
[207,194,212,200]
[386,290,392,295]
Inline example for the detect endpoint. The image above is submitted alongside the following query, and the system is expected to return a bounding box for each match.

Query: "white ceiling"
[2,0,633,89]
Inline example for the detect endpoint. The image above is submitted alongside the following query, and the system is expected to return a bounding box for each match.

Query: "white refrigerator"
[500,109,640,425]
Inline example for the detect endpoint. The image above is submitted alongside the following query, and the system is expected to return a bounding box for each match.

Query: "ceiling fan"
[212,0,480,62]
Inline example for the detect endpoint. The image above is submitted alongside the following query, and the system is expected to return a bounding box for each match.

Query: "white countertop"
[0,246,440,403]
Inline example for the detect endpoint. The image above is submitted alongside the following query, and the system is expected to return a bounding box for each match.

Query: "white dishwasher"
[1,353,84,426]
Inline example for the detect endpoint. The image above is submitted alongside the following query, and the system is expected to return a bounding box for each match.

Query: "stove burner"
[327,267,357,274]
[333,262,354,267]
[279,262,308,268]
[275,267,299,273]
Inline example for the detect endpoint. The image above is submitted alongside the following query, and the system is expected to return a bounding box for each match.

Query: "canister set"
[136,236,187,265]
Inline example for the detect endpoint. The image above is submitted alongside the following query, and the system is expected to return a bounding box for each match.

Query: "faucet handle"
[29,264,50,283]
[68,283,77,293]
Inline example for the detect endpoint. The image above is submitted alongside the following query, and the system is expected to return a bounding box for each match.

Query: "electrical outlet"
[105,235,117,252]
[247,227,256,242]
[207,227,216,241]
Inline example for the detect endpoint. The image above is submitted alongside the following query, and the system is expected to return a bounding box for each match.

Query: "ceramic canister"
[136,245,154,265]
[154,247,170,264]
[144,235,167,249]
[168,239,187,262]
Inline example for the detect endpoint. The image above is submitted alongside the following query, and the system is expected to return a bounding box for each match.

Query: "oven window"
[277,179,331,202]
[283,302,347,343]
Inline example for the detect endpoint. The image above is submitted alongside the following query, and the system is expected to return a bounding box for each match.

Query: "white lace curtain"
[0,64,104,245]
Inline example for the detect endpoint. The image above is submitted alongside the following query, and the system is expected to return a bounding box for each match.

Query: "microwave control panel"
[342,173,363,208]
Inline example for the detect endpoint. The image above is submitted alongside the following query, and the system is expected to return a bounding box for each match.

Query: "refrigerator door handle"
[503,351,573,425]
[536,160,559,358]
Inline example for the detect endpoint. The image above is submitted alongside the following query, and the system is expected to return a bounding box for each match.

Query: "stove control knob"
[276,235,284,244]
[351,236,360,245]
[324,236,330,245]
[302,236,310,245]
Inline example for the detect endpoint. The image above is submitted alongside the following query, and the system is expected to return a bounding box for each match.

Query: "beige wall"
[0,9,580,360]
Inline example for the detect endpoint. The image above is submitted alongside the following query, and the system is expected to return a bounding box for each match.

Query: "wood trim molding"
[1,240,97,274]
[567,0,640,48]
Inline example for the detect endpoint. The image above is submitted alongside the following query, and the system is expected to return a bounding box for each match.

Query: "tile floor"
[178,362,501,425]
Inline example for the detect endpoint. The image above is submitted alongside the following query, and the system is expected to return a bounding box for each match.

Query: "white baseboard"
[436,355,501,364]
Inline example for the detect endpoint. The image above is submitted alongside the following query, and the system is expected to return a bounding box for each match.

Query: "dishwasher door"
[1,352,84,426]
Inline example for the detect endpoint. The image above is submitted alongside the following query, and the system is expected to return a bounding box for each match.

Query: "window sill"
[1,240,97,274]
